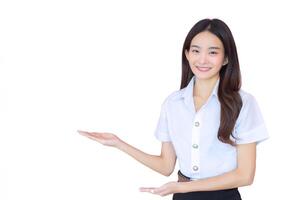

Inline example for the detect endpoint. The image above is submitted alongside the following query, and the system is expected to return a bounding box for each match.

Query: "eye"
[209,51,218,55]
[191,49,199,53]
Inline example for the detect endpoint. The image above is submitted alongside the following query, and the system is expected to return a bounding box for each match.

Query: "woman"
[79,18,269,200]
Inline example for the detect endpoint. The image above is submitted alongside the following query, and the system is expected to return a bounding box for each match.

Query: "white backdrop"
[1,0,299,199]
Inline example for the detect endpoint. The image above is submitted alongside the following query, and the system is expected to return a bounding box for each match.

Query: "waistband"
[176,170,240,195]
[177,170,191,182]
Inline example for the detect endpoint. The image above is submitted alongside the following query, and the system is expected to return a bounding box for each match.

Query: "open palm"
[78,130,121,147]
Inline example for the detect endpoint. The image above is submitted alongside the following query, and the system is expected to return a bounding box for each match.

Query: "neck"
[193,76,219,99]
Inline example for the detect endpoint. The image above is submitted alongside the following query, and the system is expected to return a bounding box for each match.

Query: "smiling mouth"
[196,66,212,72]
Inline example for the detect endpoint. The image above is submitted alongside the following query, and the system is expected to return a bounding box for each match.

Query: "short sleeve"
[233,93,269,145]
[154,100,171,142]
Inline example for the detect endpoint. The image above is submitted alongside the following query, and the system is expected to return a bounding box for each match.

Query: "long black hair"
[180,18,243,145]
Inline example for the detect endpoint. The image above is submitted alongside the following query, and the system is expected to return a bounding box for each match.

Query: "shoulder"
[239,89,257,105]
[237,89,263,121]
[161,88,186,105]
[234,89,269,144]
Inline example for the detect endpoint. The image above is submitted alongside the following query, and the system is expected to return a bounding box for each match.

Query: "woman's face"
[185,31,227,81]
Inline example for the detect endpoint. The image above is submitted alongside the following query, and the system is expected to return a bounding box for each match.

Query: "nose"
[197,53,208,64]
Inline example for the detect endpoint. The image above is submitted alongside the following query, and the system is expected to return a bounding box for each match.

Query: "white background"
[1,0,299,199]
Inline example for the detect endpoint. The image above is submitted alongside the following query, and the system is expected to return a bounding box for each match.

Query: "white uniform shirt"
[154,76,269,180]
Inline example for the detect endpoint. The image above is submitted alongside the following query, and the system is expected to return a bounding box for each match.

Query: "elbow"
[237,170,255,186]
[159,161,176,177]
[161,166,175,177]
[242,175,254,186]
[161,169,174,177]
[162,172,172,177]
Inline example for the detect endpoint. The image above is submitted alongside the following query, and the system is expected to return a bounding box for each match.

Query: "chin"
[194,72,213,79]
[194,73,219,81]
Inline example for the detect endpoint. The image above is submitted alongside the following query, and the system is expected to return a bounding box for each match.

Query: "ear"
[185,49,189,59]
[223,57,228,66]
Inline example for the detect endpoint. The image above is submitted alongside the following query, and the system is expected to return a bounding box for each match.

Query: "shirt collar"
[183,76,219,100]
[182,76,219,113]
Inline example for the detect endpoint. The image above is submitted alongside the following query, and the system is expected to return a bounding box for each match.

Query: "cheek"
[187,57,196,67]
[211,57,224,67]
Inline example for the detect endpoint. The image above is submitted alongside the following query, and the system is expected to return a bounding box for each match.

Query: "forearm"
[116,140,170,176]
[180,169,253,192]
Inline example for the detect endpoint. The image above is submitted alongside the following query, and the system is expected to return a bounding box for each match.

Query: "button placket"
[191,112,202,173]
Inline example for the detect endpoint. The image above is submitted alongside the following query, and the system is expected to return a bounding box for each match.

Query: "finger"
[90,133,108,140]
[80,132,99,140]
[90,132,107,138]
[89,132,100,137]
[152,185,170,196]
[157,189,169,196]
[82,134,97,140]
[79,131,99,139]
[153,187,164,195]
[139,187,157,193]
[158,192,168,196]
[78,130,90,135]
[83,134,107,145]
[79,132,93,138]
[85,132,102,140]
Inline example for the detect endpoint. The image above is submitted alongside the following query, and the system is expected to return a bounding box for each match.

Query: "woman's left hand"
[139,181,182,196]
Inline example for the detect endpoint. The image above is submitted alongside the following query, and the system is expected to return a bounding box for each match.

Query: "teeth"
[197,66,210,69]
[196,66,211,71]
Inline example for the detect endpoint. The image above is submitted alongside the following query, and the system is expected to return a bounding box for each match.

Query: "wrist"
[115,139,127,150]
[176,182,190,193]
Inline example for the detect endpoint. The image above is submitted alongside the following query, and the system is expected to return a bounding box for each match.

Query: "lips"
[196,66,212,72]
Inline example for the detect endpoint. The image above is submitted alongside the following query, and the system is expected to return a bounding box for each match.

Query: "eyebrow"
[190,45,221,50]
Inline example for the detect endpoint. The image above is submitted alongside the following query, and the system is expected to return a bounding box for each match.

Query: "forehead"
[190,31,224,48]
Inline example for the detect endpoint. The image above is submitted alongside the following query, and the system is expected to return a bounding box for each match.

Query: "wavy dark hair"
[180,18,243,146]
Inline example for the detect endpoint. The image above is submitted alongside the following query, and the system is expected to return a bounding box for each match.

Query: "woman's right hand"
[78,130,177,177]
[78,130,122,147]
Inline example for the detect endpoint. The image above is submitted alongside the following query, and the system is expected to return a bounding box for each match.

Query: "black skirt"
[174,171,242,200]
[173,188,242,200]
